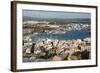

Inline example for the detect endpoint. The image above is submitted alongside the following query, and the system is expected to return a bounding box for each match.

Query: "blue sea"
[32,28,90,42]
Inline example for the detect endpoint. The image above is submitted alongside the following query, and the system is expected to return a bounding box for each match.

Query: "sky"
[23,10,91,19]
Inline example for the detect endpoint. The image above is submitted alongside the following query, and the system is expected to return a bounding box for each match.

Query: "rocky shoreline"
[23,38,91,62]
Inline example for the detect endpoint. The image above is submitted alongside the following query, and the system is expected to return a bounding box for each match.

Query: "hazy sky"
[23,10,91,19]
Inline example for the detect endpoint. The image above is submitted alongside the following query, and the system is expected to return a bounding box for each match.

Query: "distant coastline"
[23,20,90,38]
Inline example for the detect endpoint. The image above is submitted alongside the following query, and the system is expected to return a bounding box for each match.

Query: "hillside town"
[23,37,91,62]
[22,21,91,62]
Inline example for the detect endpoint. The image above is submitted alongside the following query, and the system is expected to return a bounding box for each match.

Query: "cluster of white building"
[34,38,91,54]
[23,37,91,61]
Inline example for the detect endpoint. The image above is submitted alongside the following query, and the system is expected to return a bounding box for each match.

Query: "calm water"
[32,29,90,42]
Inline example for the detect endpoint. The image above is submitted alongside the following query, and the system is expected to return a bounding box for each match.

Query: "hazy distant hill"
[23,16,91,24]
